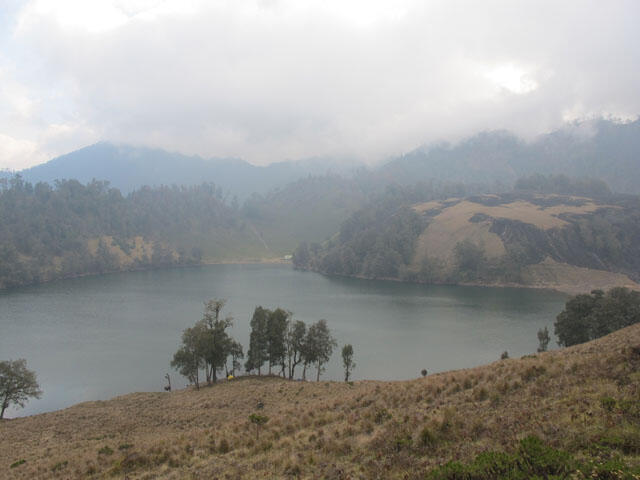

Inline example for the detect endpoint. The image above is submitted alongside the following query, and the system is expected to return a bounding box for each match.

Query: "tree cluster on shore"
[554,287,640,347]
[171,299,344,387]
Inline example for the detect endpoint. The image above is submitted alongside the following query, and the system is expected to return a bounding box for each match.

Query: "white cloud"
[0,0,638,169]
[0,134,47,170]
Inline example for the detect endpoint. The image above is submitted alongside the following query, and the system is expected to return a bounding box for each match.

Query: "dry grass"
[87,236,163,266]
[523,257,640,295]
[2,324,640,479]
[411,197,611,267]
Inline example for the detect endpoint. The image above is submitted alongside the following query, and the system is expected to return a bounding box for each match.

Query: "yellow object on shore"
[227,375,234,380]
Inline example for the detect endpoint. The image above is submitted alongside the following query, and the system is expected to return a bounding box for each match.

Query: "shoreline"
[296,267,640,296]
[3,252,637,295]
[0,257,290,292]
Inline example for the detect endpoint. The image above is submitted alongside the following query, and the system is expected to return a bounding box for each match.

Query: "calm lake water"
[0,264,566,417]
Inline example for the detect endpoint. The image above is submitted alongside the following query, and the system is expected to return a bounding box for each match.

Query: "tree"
[170,323,205,389]
[554,292,598,347]
[341,344,355,382]
[0,359,42,419]
[171,299,239,387]
[454,240,486,280]
[285,320,307,379]
[200,299,235,383]
[245,306,270,374]
[227,340,244,377]
[248,413,269,440]
[306,319,337,381]
[555,288,640,347]
[266,308,289,376]
[537,326,550,352]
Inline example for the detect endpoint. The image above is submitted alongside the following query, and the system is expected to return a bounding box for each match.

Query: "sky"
[0,0,639,170]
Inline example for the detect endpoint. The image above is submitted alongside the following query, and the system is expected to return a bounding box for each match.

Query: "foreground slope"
[2,324,639,479]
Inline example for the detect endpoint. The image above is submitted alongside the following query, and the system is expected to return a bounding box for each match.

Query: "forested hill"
[294,182,640,294]
[380,118,640,194]
[0,175,370,290]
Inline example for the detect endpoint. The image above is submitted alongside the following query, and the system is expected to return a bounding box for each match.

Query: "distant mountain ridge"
[3,117,639,196]
[8,142,360,199]
[381,118,640,194]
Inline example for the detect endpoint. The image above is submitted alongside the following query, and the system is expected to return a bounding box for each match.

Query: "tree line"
[171,299,351,388]
[0,176,236,289]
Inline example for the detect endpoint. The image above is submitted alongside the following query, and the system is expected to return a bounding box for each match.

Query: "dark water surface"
[0,264,566,417]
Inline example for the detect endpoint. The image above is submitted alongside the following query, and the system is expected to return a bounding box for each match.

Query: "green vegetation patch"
[428,436,640,480]
[10,459,26,468]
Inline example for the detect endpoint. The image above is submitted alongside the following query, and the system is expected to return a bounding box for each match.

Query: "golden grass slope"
[410,195,639,293]
[2,324,639,479]
[412,196,612,265]
[522,257,640,295]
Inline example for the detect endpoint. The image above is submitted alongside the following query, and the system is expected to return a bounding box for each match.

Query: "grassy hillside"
[2,324,639,479]
[297,191,640,294]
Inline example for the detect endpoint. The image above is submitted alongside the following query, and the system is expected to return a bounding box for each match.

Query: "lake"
[0,264,566,417]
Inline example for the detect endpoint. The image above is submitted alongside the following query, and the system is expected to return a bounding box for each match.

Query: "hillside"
[381,118,640,195]
[2,324,639,479]
[0,175,368,290]
[295,191,640,294]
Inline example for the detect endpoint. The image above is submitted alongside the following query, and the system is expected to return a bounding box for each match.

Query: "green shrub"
[373,408,392,424]
[427,435,640,479]
[601,396,617,413]
[98,445,114,455]
[420,426,438,447]
[10,459,26,469]
[51,460,68,472]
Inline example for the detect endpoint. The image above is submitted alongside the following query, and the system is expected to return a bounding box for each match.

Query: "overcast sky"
[0,0,638,169]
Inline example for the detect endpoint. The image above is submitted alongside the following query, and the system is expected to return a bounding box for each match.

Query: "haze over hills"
[380,118,640,194]
[2,119,639,198]
[2,118,640,292]
[3,142,361,199]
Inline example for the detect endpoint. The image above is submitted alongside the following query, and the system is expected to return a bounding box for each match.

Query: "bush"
[521,365,546,382]
[51,460,68,472]
[427,435,640,479]
[10,459,26,469]
[98,446,114,456]
[374,408,392,424]
[420,426,438,447]
[555,288,640,347]
[218,438,231,454]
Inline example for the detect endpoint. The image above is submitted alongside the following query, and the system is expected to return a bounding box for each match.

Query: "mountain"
[6,118,640,200]
[381,118,640,194]
[295,188,640,294]
[14,142,361,199]
[3,323,639,478]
